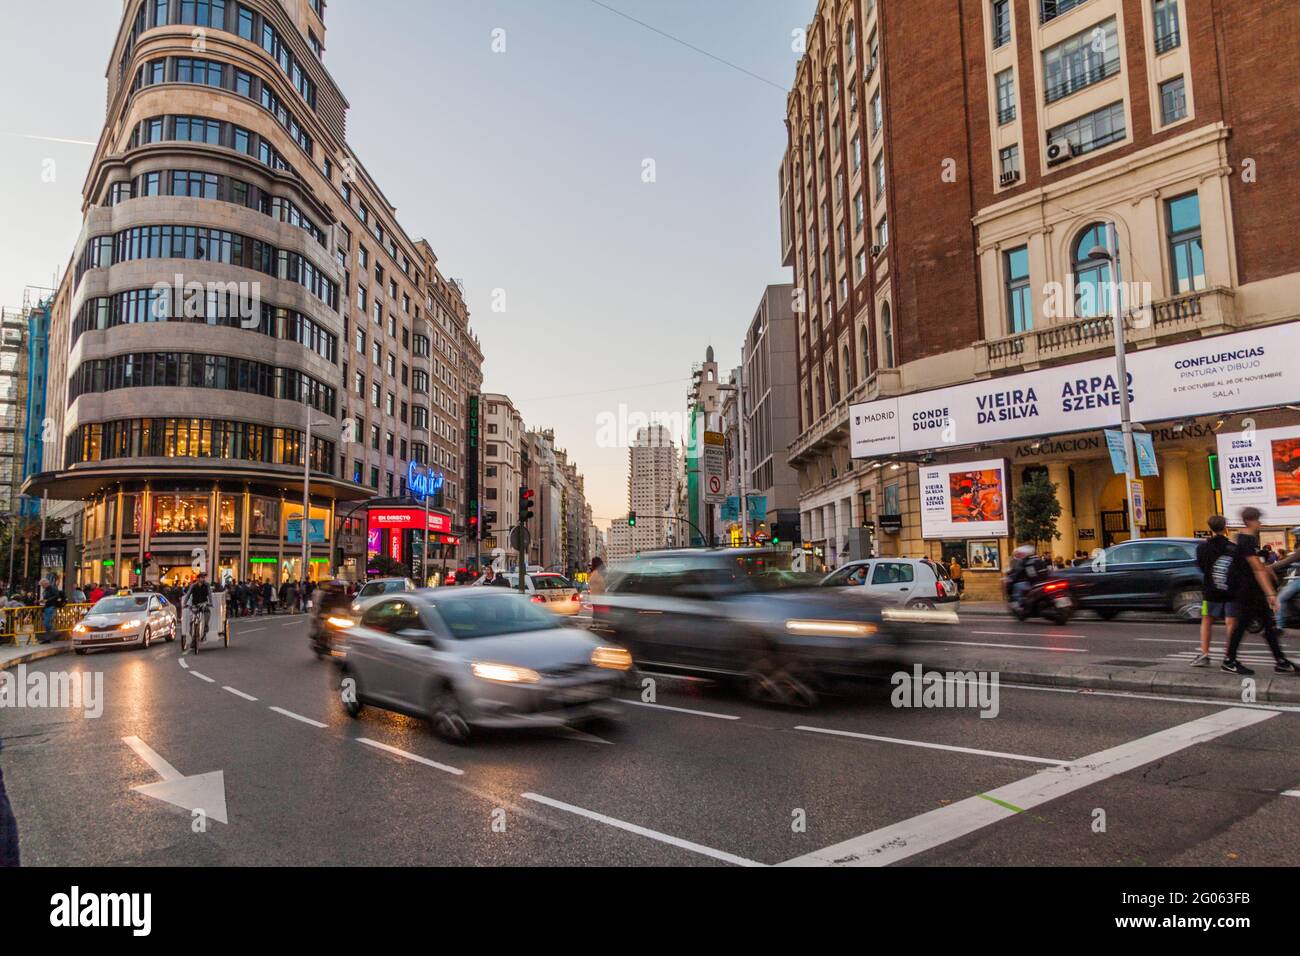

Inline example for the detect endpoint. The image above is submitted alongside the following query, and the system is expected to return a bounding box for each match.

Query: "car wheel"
[427,681,471,744]
[340,669,364,718]
[907,599,936,610]
[1096,609,1120,621]
[744,656,818,709]
[74,647,87,655]
[1171,589,1203,622]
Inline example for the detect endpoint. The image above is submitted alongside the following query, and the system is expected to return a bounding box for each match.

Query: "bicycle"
[186,602,211,654]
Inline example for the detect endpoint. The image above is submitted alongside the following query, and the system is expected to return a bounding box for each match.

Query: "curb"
[954,605,1189,625]
[909,654,1300,705]
[0,642,71,671]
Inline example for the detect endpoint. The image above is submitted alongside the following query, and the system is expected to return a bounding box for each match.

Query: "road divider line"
[781,706,1277,867]
[795,725,1069,766]
[987,681,1300,713]
[178,658,188,669]
[222,686,258,701]
[521,792,764,867]
[269,706,327,728]
[189,671,215,683]
[618,698,740,720]
[240,627,267,634]
[973,631,1078,639]
[356,738,463,776]
[909,639,1087,653]
[1283,790,1300,798]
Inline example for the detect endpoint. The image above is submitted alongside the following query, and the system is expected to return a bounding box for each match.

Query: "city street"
[5,613,1298,867]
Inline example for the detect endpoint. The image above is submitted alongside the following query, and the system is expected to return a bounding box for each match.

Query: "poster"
[850,323,1300,457]
[1217,424,1300,526]
[919,458,1009,539]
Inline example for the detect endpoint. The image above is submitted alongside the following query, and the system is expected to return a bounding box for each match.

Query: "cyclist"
[183,572,213,647]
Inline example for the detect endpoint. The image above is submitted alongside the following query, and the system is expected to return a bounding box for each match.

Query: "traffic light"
[142,551,152,571]
[628,511,637,527]
[480,514,494,542]
[519,486,535,523]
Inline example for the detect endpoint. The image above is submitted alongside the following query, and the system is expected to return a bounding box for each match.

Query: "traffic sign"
[703,431,726,504]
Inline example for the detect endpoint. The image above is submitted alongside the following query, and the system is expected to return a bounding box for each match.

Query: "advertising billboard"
[850,324,1300,457]
[1217,424,1300,526]
[918,458,1009,539]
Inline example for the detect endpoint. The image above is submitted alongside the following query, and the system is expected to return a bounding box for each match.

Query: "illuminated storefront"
[366,505,459,585]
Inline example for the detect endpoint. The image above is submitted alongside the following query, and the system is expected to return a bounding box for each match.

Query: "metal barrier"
[0,604,94,646]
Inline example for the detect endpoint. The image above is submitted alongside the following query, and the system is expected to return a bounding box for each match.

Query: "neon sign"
[408,460,445,502]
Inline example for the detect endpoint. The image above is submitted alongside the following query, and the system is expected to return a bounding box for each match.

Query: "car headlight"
[785,619,877,637]
[591,646,633,671]
[326,615,355,629]
[73,623,89,634]
[119,619,143,630]
[470,662,541,684]
[350,602,361,613]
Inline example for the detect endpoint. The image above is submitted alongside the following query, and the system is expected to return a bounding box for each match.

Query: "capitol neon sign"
[408,460,445,502]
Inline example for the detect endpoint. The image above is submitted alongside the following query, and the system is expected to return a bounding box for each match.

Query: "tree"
[367,553,410,579]
[1012,471,1062,552]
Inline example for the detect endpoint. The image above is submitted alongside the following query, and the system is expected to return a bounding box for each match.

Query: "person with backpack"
[1271,527,1300,630]
[1222,507,1297,676]
[1192,515,1236,667]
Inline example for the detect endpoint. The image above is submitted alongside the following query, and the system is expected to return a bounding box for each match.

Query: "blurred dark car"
[1057,537,1204,620]
[590,548,928,705]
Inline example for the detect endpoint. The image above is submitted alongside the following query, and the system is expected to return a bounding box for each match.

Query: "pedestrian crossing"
[1166,650,1287,665]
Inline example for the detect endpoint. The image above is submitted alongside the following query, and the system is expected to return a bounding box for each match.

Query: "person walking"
[589,557,607,596]
[947,556,964,597]
[1222,507,1296,676]
[1271,527,1300,630]
[1192,514,1235,667]
[38,577,63,645]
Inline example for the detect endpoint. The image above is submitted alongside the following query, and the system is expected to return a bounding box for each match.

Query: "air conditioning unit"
[870,244,883,257]
[1045,137,1075,166]
[999,169,1021,187]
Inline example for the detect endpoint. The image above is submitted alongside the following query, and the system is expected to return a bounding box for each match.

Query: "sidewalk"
[955,600,1182,624]
[903,641,1300,705]
[0,640,70,671]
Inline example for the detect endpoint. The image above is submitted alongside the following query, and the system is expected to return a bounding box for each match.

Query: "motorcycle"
[1005,574,1076,625]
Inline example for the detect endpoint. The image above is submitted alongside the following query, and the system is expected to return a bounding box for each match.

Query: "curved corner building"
[26,0,483,589]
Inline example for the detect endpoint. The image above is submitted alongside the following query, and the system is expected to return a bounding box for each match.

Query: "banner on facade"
[1104,430,1128,474]
[1217,424,1300,526]
[918,458,1009,540]
[1134,432,1159,477]
[850,324,1300,458]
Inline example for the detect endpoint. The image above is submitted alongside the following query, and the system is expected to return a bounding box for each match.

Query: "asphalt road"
[3,612,1298,866]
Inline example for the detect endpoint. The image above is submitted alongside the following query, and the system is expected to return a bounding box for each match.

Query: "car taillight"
[530,594,545,603]
[936,580,944,599]
[591,604,609,615]
[1044,580,1067,592]
[571,593,580,602]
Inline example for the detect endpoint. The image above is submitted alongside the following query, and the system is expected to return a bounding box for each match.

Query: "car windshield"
[359,581,402,598]
[428,592,562,638]
[532,575,572,590]
[91,596,149,614]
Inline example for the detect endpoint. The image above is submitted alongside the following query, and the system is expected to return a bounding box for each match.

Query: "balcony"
[975,287,1239,375]
[787,368,901,466]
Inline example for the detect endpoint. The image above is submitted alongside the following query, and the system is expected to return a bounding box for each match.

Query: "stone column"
[1046,461,1075,561]
[1161,450,1193,538]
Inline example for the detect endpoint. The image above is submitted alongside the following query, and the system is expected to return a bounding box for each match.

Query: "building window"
[1159,76,1187,124]
[1153,0,1181,53]
[1040,0,1088,24]
[999,144,1020,179]
[1005,246,1033,333]
[1165,192,1205,294]
[1043,18,1120,103]
[880,303,895,368]
[1072,223,1117,318]
[872,152,886,199]
[992,0,1012,48]
[869,90,882,137]
[860,326,871,378]
[995,68,1016,124]
[1047,101,1126,156]
[875,215,889,250]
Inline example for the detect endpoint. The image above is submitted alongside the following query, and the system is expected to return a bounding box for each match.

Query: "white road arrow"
[122,735,228,824]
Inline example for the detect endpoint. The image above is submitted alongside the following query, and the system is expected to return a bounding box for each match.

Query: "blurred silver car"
[339,588,631,743]
[71,592,176,654]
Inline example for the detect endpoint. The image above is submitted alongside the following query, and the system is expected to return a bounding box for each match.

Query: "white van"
[820,558,959,608]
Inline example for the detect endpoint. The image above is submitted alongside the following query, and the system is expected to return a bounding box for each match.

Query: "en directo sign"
[367,508,452,534]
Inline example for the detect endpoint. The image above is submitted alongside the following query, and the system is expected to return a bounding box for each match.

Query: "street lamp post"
[1089,222,1140,543]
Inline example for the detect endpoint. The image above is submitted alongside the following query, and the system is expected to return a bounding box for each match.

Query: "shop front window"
[250,497,280,536]
[123,494,141,534]
[219,495,241,535]
[153,494,211,534]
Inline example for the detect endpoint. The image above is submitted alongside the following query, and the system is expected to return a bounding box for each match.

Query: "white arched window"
[1072,222,1115,318]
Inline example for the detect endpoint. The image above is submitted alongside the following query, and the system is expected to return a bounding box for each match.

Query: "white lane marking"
[909,639,1087,653]
[222,686,258,701]
[1138,638,1218,644]
[268,706,327,728]
[178,658,188,670]
[989,680,1300,713]
[795,725,1069,766]
[521,792,764,867]
[189,671,215,683]
[240,627,267,634]
[1283,790,1300,798]
[123,735,183,781]
[618,698,740,720]
[781,707,1277,867]
[356,738,463,776]
[972,631,1078,639]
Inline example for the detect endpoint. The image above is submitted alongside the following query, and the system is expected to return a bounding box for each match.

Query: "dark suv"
[590,548,915,705]
[1059,537,1204,620]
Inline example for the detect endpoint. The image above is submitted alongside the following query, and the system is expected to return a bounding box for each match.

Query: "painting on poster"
[919,458,1009,539]
[1217,424,1300,526]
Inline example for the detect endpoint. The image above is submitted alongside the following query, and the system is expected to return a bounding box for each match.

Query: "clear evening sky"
[0,0,813,527]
